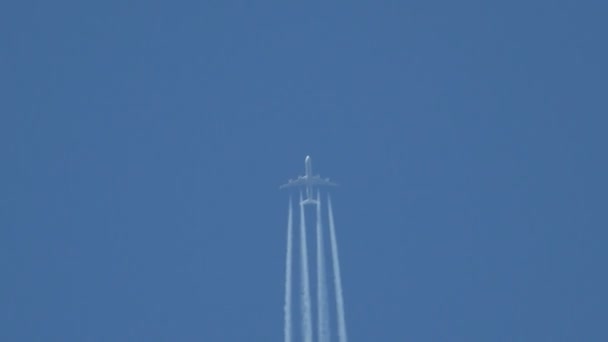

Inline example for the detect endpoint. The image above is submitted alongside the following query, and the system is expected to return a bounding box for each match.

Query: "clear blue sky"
[2,1,607,341]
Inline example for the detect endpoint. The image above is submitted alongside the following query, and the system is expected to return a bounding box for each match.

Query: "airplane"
[280,155,336,204]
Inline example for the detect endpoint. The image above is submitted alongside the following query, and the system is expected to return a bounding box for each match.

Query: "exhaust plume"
[299,192,313,342]
[328,195,348,342]
[316,192,330,342]
[283,198,293,342]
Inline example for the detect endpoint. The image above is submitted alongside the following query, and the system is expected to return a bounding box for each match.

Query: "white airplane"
[280,155,336,204]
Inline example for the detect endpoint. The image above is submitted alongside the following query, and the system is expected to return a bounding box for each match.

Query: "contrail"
[316,192,330,342]
[328,195,348,342]
[299,192,313,342]
[284,197,293,342]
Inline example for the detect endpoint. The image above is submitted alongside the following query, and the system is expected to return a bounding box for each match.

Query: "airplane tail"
[301,198,318,206]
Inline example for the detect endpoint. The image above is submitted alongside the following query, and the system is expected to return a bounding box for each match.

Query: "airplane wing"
[308,177,337,186]
[279,178,308,188]
[280,177,337,189]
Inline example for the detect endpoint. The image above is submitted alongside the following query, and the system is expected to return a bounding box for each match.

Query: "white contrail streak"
[284,198,293,342]
[299,193,313,342]
[316,192,330,342]
[328,195,348,342]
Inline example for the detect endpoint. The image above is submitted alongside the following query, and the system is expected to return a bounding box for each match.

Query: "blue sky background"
[2,1,607,341]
